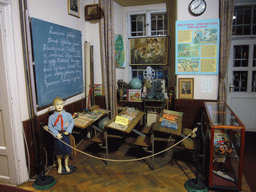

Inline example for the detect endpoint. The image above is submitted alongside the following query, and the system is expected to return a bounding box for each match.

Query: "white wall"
[176,0,219,100]
[118,3,167,83]
[115,0,219,100]
[13,0,101,120]
[114,1,126,82]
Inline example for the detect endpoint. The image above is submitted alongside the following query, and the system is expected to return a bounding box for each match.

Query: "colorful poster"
[175,19,219,75]
[115,34,125,68]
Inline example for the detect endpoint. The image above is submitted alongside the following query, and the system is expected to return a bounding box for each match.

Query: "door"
[227,39,256,132]
[0,6,18,184]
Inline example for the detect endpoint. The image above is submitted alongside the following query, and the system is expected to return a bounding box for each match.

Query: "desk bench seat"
[133,125,153,147]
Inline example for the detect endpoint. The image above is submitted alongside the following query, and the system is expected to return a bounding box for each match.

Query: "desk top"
[106,109,145,133]
[74,108,109,129]
[154,110,183,136]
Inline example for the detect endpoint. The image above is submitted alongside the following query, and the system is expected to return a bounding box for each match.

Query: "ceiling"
[114,0,168,7]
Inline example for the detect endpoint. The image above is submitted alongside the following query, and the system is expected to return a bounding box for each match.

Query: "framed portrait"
[178,78,194,99]
[129,37,168,65]
[68,0,80,18]
[84,4,101,21]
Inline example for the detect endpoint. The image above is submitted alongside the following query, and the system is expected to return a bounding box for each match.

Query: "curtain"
[219,0,234,103]
[99,0,117,118]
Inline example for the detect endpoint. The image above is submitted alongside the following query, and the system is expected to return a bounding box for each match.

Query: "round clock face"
[189,0,206,16]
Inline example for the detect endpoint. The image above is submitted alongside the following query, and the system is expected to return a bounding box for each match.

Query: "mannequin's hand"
[64,131,69,135]
[56,133,63,139]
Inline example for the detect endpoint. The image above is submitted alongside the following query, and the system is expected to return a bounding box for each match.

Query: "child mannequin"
[48,97,74,174]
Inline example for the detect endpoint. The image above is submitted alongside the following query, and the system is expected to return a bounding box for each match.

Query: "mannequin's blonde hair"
[53,97,63,106]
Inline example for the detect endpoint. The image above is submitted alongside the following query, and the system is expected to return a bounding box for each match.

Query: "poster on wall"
[175,19,219,75]
[115,34,125,68]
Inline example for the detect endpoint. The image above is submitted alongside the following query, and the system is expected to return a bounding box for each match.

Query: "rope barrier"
[44,127,197,162]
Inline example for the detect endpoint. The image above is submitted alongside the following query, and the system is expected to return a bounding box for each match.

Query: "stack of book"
[160,110,183,130]
[121,108,140,122]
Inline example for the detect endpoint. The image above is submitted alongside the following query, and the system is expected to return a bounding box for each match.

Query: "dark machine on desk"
[117,79,129,101]
[146,79,164,100]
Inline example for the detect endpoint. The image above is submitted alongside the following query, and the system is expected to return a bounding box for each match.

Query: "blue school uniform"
[48,110,74,155]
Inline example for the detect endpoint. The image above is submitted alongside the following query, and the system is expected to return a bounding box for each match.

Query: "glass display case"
[203,102,245,191]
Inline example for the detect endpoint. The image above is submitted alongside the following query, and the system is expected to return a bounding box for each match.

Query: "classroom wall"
[114,0,219,100]
[118,3,167,83]
[176,0,219,100]
[114,1,126,82]
[12,0,101,120]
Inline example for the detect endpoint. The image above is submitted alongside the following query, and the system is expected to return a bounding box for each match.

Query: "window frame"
[127,9,167,39]
[232,2,256,38]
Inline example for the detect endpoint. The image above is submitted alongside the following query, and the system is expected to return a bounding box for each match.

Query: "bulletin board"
[31,18,83,107]
[175,19,220,75]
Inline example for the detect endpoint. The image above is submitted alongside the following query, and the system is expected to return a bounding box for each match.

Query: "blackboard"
[31,18,83,107]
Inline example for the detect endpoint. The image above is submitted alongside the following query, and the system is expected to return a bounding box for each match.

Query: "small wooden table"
[106,110,145,134]
[74,108,109,129]
[104,109,145,165]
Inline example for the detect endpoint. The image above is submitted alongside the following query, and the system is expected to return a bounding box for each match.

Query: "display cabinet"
[203,102,245,191]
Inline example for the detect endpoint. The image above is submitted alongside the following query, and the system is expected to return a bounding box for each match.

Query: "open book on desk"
[74,108,110,129]
[74,115,93,129]
[108,122,128,131]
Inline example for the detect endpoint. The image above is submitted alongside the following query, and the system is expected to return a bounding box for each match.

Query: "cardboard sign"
[115,115,129,126]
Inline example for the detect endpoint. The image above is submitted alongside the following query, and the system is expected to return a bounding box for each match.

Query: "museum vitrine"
[203,102,245,191]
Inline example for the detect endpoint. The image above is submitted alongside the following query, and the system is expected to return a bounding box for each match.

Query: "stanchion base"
[184,178,208,192]
[33,175,56,190]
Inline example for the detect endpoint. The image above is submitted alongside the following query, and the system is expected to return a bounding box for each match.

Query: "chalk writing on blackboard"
[31,18,83,107]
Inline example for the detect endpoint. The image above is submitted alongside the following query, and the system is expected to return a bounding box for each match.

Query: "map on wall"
[175,19,219,75]
[115,34,125,68]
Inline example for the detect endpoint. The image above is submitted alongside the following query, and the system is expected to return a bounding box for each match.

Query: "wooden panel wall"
[175,99,217,130]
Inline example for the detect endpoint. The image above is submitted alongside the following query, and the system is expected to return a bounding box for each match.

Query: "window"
[128,10,168,84]
[129,11,167,37]
[231,4,256,93]
[233,5,256,36]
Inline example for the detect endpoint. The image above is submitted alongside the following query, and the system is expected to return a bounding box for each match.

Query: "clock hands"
[193,2,203,10]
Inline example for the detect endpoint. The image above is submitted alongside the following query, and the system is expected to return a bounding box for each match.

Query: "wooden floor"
[18,136,251,192]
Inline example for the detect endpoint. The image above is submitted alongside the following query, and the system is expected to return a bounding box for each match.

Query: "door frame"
[0,0,28,184]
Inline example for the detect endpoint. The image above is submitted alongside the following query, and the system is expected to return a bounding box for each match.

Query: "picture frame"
[94,84,104,96]
[68,0,80,18]
[127,89,142,102]
[84,4,101,21]
[129,36,168,65]
[178,78,194,99]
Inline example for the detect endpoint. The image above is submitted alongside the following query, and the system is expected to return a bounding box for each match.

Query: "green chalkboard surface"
[31,18,83,107]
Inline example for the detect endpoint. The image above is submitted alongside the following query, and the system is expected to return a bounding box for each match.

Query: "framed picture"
[84,4,101,21]
[68,0,80,18]
[127,89,142,102]
[178,78,194,99]
[94,84,103,96]
[129,37,168,65]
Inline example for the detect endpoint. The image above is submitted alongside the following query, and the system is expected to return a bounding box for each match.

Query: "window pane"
[233,71,248,92]
[130,14,146,37]
[244,11,251,24]
[234,45,249,67]
[252,71,256,92]
[254,6,256,24]
[233,5,253,36]
[254,45,256,67]
[151,13,167,36]
[244,25,251,35]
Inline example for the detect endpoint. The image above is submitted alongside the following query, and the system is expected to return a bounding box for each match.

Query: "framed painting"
[68,0,80,18]
[84,4,101,21]
[178,78,194,99]
[129,37,168,65]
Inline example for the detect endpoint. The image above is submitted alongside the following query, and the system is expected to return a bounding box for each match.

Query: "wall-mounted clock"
[188,0,207,16]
